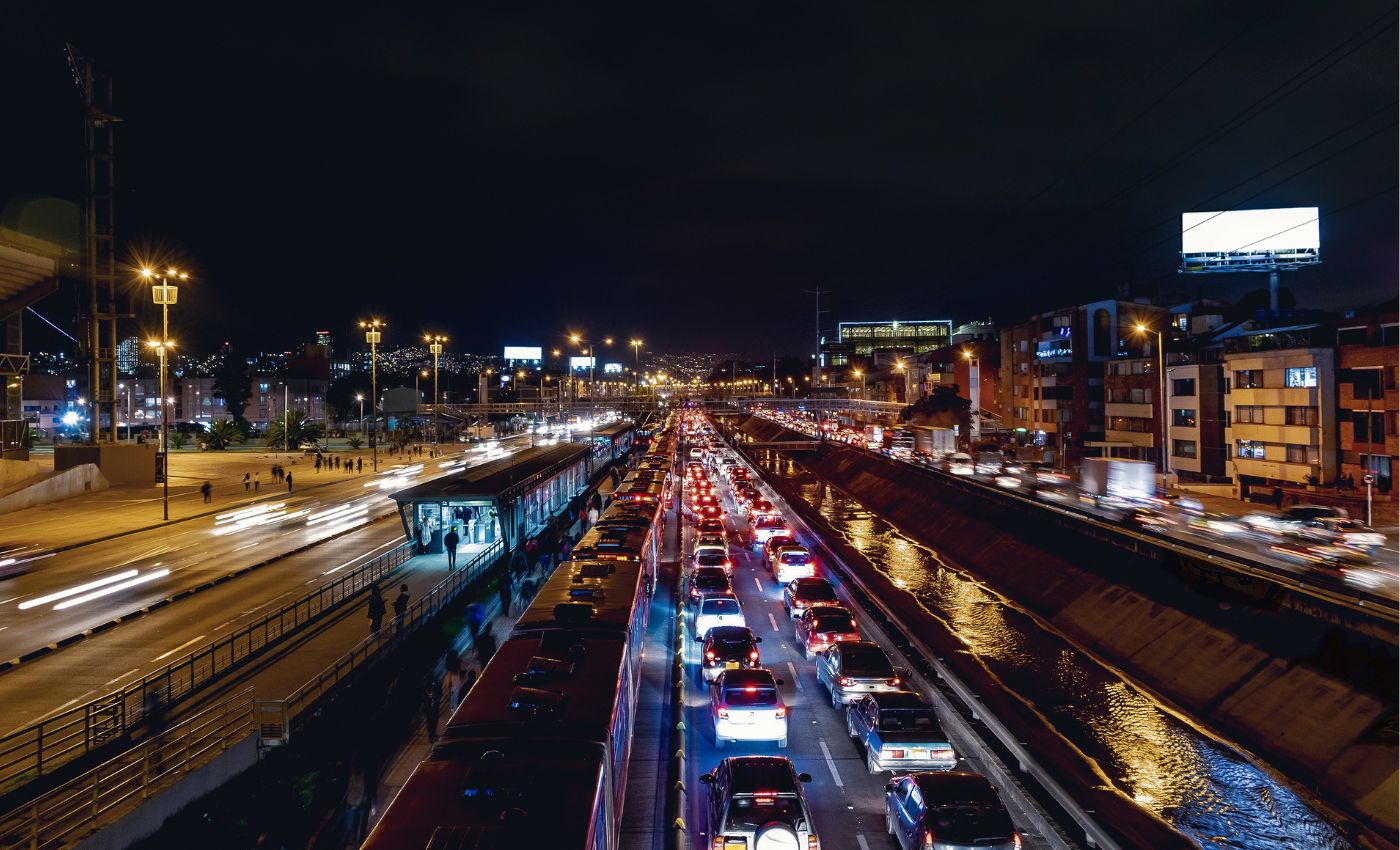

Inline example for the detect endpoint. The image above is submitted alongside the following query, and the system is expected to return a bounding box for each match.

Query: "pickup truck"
[846,690,958,774]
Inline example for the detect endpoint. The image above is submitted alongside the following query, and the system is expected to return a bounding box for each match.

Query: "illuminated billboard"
[603,363,623,374]
[570,356,596,370]
[503,346,542,361]
[1180,207,1319,273]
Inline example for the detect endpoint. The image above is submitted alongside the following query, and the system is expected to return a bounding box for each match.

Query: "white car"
[709,669,789,747]
[947,452,975,476]
[771,546,816,584]
[694,593,745,639]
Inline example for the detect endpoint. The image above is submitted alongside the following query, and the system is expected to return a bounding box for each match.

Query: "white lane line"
[0,596,21,605]
[151,634,208,663]
[104,667,140,686]
[767,611,779,633]
[856,835,871,850]
[818,738,844,787]
[786,661,803,690]
[753,576,763,592]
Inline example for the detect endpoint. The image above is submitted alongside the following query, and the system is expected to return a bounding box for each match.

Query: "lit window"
[1285,367,1318,388]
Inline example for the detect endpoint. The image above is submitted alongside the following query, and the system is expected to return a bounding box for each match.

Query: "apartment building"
[1335,311,1397,495]
[1165,360,1228,480]
[1221,323,1336,494]
[1103,356,1157,462]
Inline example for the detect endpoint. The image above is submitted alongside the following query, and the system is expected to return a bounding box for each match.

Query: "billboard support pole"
[1268,270,1279,314]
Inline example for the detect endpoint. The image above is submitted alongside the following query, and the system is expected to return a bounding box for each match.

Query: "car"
[947,452,975,476]
[749,497,777,517]
[1293,517,1386,551]
[693,548,735,575]
[795,605,860,658]
[696,517,726,536]
[690,447,704,460]
[847,691,957,773]
[771,545,816,584]
[700,626,762,683]
[701,757,816,850]
[687,566,733,605]
[695,532,729,552]
[815,640,902,707]
[709,668,789,747]
[749,514,790,549]
[885,772,1020,850]
[697,503,725,521]
[694,593,745,639]
[762,534,799,566]
[783,577,839,619]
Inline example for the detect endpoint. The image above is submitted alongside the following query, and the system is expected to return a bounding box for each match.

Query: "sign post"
[1362,473,1375,526]
[154,451,166,484]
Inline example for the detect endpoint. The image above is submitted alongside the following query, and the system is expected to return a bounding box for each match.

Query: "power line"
[27,307,77,342]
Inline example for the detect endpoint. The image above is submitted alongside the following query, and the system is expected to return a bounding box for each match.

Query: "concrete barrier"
[0,463,108,515]
[728,418,1398,844]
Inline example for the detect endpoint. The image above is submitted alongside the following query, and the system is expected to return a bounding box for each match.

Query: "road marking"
[0,596,20,605]
[767,612,779,632]
[151,634,207,662]
[856,836,871,850]
[753,576,763,592]
[786,661,803,690]
[818,738,844,787]
[104,668,140,686]
[323,537,399,575]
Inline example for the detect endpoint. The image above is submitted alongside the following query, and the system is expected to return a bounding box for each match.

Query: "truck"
[1080,457,1155,501]
[863,423,884,450]
[911,425,956,460]
[883,429,916,459]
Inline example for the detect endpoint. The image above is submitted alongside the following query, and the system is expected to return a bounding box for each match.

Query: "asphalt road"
[676,442,1061,850]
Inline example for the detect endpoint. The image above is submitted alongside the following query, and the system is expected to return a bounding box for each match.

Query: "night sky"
[2,2,1395,357]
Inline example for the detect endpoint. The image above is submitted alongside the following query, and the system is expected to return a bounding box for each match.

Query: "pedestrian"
[422,673,442,742]
[498,570,513,616]
[314,455,322,473]
[446,651,465,710]
[367,586,387,634]
[343,764,369,844]
[243,472,251,492]
[587,504,599,528]
[475,622,497,665]
[254,472,261,492]
[1272,484,1284,511]
[144,687,167,773]
[285,471,294,492]
[444,527,460,570]
[467,601,485,637]
[394,583,410,630]
[201,480,213,503]
[357,457,363,473]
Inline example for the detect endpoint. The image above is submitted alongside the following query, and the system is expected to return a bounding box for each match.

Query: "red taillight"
[839,676,855,687]
[774,706,786,718]
[716,707,729,718]
[808,836,819,850]
[887,677,901,686]
[1013,834,1022,848]
[749,651,759,660]
[705,650,715,660]
[921,830,935,849]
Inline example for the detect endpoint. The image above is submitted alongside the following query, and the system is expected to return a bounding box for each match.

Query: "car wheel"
[885,807,895,835]
[831,688,841,710]
[846,714,857,739]
[754,822,799,850]
[797,640,807,659]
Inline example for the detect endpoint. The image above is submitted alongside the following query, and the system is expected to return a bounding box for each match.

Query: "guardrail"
[0,539,416,796]
[0,689,255,850]
[278,540,505,727]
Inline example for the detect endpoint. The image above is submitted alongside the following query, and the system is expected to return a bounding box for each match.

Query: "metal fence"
[279,540,504,726]
[0,689,255,850]
[0,540,416,796]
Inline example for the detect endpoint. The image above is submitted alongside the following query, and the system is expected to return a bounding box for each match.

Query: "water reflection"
[764,452,1350,850]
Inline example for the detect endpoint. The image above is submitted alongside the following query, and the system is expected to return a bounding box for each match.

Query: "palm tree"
[264,410,322,449]
[203,419,246,450]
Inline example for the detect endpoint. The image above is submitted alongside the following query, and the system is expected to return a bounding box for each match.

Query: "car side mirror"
[797,772,812,783]
[753,636,762,643]
[775,678,785,686]
[700,773,714,784]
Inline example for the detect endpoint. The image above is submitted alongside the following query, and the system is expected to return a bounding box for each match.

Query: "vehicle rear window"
[922,806,1014,844]
[712,635,753,654]
[696,552,727,566]
[799,584,837,601]
[841,647,892,675]
[780,552,812,565]
[695,573,728,590]
[724,685,778,707]
[724,796,803,831]
[812,612,854,631]
[702,598,739,615]
[878,709,938,731]
[756,517,784,528]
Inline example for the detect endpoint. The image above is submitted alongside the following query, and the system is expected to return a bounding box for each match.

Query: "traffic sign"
[1362,473,1375,486]
[154,451,167,483]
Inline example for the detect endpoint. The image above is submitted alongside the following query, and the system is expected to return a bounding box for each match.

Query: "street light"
[146,339,174,519]
[355,393,365,435]
[425,334,446,448]
[359,319,384,471]
[141,267,186,494]
[852,369,865,400]
[569,333,612,448]
[1133,323,1170,495]
[630,339,643,390]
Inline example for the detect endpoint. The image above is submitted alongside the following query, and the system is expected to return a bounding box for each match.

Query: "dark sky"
[2,1,1395,357]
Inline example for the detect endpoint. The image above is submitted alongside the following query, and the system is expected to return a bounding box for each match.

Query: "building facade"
[1335,312,1397,496]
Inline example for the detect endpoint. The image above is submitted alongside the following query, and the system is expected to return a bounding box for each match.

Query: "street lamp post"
[146,340,174,519]
[141,267,186,509]
[425,334,446,448]
[569,334,611,452]
[1134,323,1170,495]
[355,393,365,435]
[630,339,643,392]
[360,319,384,471]
[852,369,864,401]
[962,350,981,442]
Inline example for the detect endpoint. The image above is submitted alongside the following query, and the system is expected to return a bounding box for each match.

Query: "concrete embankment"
[725,414,1397,845]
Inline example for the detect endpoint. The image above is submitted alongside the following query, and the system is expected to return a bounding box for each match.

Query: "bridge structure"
[420,395,907,419]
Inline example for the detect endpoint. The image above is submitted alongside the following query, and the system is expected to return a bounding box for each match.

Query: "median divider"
[0,536,417,798]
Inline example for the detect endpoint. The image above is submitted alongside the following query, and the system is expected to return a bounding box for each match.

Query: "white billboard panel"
[503,346,542,361]
[570,356,596,370]
[1181,207,1318,254]
[603,362,623,374]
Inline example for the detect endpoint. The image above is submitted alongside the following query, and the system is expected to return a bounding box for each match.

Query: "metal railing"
[0,689,255,850]
[280,540,505,725]
[0,540,416,796]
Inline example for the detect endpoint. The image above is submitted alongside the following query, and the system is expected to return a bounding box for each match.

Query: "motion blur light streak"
[17,570,139,610]
[52,569,172,610]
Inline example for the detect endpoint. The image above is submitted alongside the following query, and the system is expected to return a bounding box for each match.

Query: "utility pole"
[803,286,828,384]
[360,319,384,471]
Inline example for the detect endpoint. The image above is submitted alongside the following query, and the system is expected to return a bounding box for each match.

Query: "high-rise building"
[116,336,140,374]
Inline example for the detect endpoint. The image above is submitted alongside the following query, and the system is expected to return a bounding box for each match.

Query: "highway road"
[0,446,508,662]
[677,438,1065,850]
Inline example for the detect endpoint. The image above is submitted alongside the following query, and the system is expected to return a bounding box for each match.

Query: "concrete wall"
[730,415,1397,841]
[0,457,44,489]
[0,463,108,515]
[74,735,258,850]
[56,443,155,484]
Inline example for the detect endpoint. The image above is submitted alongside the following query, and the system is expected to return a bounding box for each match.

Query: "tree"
[211,351,254,430]
[203,419,245,450]
[903,385,971,433]
[264,410,322,449]
[347,435,364,450]
[168,431,190,450]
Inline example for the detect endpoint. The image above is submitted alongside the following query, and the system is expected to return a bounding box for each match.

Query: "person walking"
[367,586,387,635]
[586,504,599,528]
[444,527,460,570]
[343,764,369,844]
[446,651,465,710]
[314,454,322,473]
[393,583,410,631]
[498,570,514,616]
[253,472,261,493]
[243,472,251,492]
[357,457,363,473]
[422,673,442,742]
[201,480,213,503]
[285,471,294,492]
[1272,484,1284,511]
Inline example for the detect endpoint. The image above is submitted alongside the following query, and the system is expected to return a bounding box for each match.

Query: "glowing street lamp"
[425,334,447,446]
[359,319,384,471]
[1132,322,1170,494]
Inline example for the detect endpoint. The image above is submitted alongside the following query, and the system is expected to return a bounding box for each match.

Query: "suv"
[749,515,790,550]
[815,641,902,707]
[771,546,815,584]
[702,757,819,850]
[884,772,1019,850]
[700,626,762,683]
[709,668,788,747]
[762,534,799,567]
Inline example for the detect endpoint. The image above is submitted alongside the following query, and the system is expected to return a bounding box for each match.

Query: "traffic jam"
[676,411,1045,850]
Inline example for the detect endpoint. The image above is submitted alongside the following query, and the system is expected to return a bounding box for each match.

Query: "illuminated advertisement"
[570,356,596,370]
[1181,207,1319,272]
[503,346,543,361]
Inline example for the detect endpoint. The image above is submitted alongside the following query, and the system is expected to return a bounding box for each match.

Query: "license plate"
[910,748,928,757]
[726,661,739,669]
